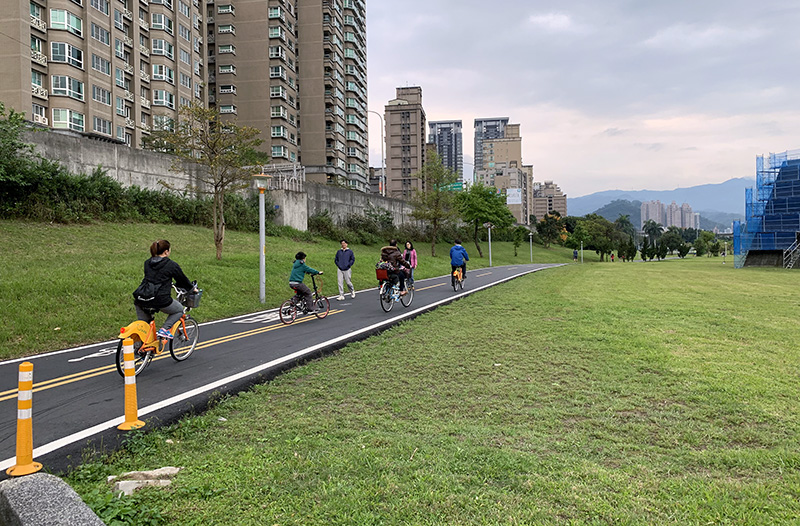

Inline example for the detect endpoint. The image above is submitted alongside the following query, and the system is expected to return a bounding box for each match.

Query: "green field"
[0,220,582,360]
[64,256,800,525]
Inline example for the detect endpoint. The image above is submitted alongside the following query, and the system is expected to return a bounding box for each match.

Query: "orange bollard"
[7,362,42,476]
[118,338,145,431]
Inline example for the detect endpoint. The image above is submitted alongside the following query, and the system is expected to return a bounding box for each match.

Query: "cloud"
[642,23,762,51]
[602,128,627,137]
[527,12,581,33]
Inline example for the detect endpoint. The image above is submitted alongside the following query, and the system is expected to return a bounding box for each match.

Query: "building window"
[153,114,174,131]
[217,4,234,14]
[51,76,84,101]
[52,108,84,131]
[219,84,236,94]
[50,9,83,37]
[271,105,287,118]
[90,0,109,15]
[113,9,124,30]
[92,85,112,105]
[271,145,288,159]
[90,24,109,45]
[179,72,191,88]
[30,2,43,20]
[115,68,130,90]
[270,85,286,98]
[31,69,43,87]
[269,65,285,79]
[179,24,190,41]
[194,82,201,98]
[219,105,236,114]
[268,26,284,39]
[93,116,112,136]
[268,7,283,19]
[50,42,83,69]
[271,125,287,138]
[92,54,111,75]
[178,1,189,17]
[218,64,236,74]
[150,0,173,9]
[152,64,175,84]
[153,89,175,109]
[269,45,285,59]
[218,44,235,54]
[179,48,190,65]
[151,13,173,34]
[152,39,174,59]
[218,24,235,34]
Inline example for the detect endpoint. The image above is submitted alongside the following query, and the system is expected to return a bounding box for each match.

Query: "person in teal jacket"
[289,251,323,312]
[449,239,469,287]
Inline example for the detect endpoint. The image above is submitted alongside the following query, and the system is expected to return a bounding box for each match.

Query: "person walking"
[573,249,578,262]
[403,241,417,289]
[334,239,356,300]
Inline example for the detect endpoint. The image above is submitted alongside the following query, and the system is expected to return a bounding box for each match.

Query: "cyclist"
[289,251,323,313]
[449,239,469,287]
[133,239,196,340]
[380,239,410,296]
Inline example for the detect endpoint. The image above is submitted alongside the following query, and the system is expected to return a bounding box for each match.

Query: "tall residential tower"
[384,86,426,199]
[428,120,463,180]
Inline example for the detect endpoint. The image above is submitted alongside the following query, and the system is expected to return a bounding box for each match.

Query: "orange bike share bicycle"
[115,282,202,377]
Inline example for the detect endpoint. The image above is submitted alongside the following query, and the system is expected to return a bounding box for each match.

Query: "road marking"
[476,272,492,277]
[233,312,281,324]
[0,310,344,403]
[415,283,444,291]
[67,347,117,363]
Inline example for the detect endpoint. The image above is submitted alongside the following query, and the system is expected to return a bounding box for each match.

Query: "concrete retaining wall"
[306,183,415,226]
[0,473,104,525]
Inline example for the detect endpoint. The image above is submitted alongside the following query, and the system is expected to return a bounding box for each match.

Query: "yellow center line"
[415,283,444,291]
[0,310,343,403]
[475,272,492,277]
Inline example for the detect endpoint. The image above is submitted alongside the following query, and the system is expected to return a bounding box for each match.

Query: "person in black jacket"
[134,240,195,340]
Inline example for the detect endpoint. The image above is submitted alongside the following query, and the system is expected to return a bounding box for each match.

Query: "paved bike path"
[0,263,561,474]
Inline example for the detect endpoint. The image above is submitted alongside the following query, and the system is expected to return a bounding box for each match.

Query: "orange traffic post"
[118,338,145,431]
[7,362,42,476]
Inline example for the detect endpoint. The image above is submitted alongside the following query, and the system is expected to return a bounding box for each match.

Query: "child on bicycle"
[450,239,469,287]
[289,251,323,313]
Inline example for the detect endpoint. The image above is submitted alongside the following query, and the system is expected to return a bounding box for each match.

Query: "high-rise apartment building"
[428,120,462,180]
[2,0,369,191]
[474,117,508,173]
[531,180,567,220]
[1,0,207,145]
[385,86,426,199]
[641,200,666,229]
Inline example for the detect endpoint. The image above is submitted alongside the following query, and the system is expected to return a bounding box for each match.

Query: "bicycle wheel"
[279,299,296,324]
[458,275,464,290]
[170,317,199,361]
[379,282,394,312]
[400,286,414,307]
[452,272,459,292]
[314,296,330,319]
[115,338,152,377]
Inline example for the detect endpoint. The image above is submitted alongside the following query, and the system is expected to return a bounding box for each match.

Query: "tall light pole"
[529,231,533,263]
[367,110,385,197]
[484,222,494,267]
[253,172,270,303]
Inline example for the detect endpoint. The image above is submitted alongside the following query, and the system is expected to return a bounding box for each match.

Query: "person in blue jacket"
[449,239,469,287]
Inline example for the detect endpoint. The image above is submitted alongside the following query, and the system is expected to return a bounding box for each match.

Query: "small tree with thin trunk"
[409,152,459,257]
[456,183,515,257]
[142,103,264,260]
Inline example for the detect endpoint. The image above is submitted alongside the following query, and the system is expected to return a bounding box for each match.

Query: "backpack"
[132,278,158,304]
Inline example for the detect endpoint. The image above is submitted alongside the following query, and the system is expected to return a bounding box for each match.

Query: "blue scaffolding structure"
[734,149,800,268]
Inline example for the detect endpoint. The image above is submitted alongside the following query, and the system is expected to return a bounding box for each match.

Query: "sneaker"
[156,327,173,340]
[399,290,408,296]
[350,290,356,299]
[337,295,345,301]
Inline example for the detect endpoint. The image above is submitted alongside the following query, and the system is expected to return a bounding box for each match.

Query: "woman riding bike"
[133,239,196,340]
[380,239,410,296]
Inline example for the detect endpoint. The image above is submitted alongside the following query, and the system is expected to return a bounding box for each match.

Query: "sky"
[365,0,800,198]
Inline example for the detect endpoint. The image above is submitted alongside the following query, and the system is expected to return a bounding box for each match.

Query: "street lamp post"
[367,110,386,197]
[252,172,270,304]
[529,232,533,263]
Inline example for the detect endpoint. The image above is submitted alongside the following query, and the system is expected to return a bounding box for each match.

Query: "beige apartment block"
[476,162,531,224]
[384,86,426,200]
[481,123,522,169]
[1,0,207,145]
[531,180,567,221]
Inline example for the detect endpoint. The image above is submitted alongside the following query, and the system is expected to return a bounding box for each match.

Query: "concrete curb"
[0,473,104,526]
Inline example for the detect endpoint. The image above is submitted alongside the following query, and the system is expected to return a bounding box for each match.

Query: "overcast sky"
[365,1,800,197]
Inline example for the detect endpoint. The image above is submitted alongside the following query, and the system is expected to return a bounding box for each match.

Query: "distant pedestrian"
[334,239,355,300]
[611,253,615,262]
[573,249,578,262]
[403,241,417,288]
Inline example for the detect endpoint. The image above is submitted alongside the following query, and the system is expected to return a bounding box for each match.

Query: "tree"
[512,225,529,256]
[456,183,514,257]
[694,230,715,257]
[661,227,684,254]
[579,214,616,261]
[409,151,459,257]
[0,101,39,185]
[677,243,691,258]
[142,102,264,260]
[614,214,636,239]
[537,211,565,248]
[642,219,663,246]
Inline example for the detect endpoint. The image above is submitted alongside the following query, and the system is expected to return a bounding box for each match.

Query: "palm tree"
[642,219,663,247]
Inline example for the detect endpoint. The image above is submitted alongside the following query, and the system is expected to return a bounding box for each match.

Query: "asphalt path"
[0,263,561,475]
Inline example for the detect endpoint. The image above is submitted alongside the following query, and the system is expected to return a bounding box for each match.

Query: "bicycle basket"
[182,289,203,308]
[375,268,389,281]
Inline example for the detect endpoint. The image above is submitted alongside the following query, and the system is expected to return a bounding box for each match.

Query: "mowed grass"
[67,257,800,525]
[0,220,582,360]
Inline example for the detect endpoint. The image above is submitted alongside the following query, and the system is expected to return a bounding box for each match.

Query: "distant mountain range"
[568,177,752,216]
[567,177,752,229]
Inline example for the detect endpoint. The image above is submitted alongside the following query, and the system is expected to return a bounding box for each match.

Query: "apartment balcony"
[207,16,214,24]
[208,74,216,83]
[208,55,216,64]
[32,114,48,126]
[125,117,135,128]
[139,21,149,31]
[140,0,148,5]
[31,50,47,66]
[140,45,150,57]
[140,96,150,108]
[208,95,215,104]
[206,34,215,44]
[139,123,151,132]
[30,15,46,32]
[141,72,150,82]
[123,36,133,47]
[122,9,132,20]
[124,90,134,102]
[31,84,48,100]
[124,64,134,75]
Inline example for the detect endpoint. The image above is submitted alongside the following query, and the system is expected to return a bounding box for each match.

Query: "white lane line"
[0,265,560,472]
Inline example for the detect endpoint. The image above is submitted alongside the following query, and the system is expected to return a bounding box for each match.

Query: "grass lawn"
[66,256,800,525]
[0,220,583,360]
